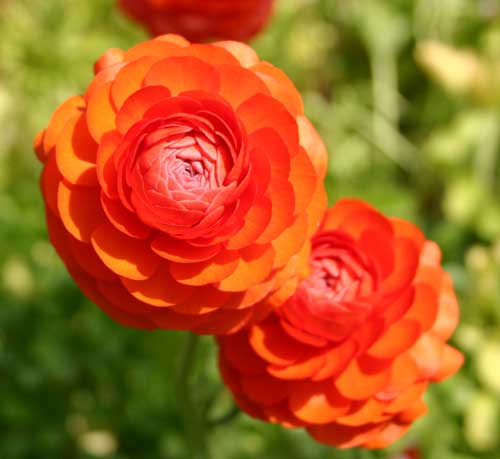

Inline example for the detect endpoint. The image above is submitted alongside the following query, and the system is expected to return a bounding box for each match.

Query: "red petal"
[240,375,288,406]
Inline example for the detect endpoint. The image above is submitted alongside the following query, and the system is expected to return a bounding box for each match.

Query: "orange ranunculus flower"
[217,199,463,448]
[34,35,327,335]
[118,0,274,42]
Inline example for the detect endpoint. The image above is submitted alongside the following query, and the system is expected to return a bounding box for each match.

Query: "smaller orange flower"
[217,199,463,449]
[118,0,274,42]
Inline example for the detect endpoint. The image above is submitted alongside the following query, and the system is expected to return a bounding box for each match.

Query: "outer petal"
[91,223,161,280]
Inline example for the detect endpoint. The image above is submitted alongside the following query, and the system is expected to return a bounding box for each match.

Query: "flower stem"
[175,332,211,459]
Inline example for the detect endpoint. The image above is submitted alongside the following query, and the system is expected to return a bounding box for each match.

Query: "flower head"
[217,199,463,448]
[34,35,327,334]
[118,0,274,42]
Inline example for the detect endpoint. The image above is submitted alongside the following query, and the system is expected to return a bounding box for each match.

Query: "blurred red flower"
[118,0,274,42]
[218,199,463,448]
[34,35,327,335]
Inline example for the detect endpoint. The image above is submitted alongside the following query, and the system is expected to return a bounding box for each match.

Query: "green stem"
[175,333,210,459]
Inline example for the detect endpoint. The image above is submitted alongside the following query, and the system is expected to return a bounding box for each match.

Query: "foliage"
[0,0,499,457]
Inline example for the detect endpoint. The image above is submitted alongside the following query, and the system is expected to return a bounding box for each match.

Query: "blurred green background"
[0,0,499,457]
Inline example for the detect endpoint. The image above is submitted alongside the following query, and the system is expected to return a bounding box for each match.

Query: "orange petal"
[312,340,358,381]
[251,61,304,117]
[152,234,222,263]
[214,41,259,68]
[155,34,190,47]
[56,112,98,187]
[367,319,421,360]
[271,212,309,268]
[240,374,288,406]
[288,380,350,424]
[336,398,388,427]
[43,95,85,153]
[257,178,295,244]
[172,285,231,315]
[94,48,125,75]
[101,193,151,239]
[409,334,444,379]
[121,263,192,307]
[91,223,161,281]
[124,39,183,61]
[40,155,62,217]
[179,43,240,66]
[268,352,327,380]
[431,344,463,381]
[86,82,116,143]
[336,356,392,401]
[237,93,300,158]
[363,423,411,449]
[57,182,105,242]
[144,56,220,96]
[249,319,309,366]
[289,146,317,215]
[95,132,119,200]
[225,197,272,250]
[403,283,439,332]
[111,56,162,109]
[170,250,239,286]
[396,397,428,424]
[432,273,460,340]
[85,62,126,102]
[385,382,428,414]
[115,85,171,134]
[381,237,420,293]
[298,115,328,179]
[218,64,270,108]
[218,244,275,292]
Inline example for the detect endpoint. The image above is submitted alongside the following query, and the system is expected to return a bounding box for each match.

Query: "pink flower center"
[279,231,379,343]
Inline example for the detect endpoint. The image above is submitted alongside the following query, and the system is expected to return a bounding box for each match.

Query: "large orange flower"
[118,0,274,42]
[217,199,463,448]
[34,35,327,335]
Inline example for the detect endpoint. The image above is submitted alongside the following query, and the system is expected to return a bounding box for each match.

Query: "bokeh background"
[0,0,499,457]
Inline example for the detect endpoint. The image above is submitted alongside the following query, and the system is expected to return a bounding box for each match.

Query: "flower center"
[115,95,249,238]
[278,231,379,343]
